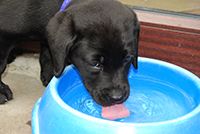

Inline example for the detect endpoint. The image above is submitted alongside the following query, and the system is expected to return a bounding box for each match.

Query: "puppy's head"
[46,0,140,106]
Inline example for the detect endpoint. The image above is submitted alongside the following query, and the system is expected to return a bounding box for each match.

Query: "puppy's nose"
[108,88,125,104]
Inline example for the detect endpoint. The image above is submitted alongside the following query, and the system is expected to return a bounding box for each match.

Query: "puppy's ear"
[132,20,140,69]
[46,12,76,77]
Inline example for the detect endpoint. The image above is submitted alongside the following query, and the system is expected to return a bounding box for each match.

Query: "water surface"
[63,77,196,123]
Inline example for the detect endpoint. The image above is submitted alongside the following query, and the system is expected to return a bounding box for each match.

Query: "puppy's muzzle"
[107,88,126,104]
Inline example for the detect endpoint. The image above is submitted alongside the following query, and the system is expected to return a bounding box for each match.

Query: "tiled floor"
[1,54,45,134]
[118,0,200,15]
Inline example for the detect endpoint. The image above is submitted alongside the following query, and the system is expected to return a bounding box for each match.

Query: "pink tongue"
[101,103,130,120]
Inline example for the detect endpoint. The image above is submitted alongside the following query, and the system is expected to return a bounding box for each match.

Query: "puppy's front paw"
[0,84,13,104]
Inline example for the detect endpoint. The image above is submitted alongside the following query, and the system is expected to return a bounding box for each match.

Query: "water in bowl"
[62,77,196,123]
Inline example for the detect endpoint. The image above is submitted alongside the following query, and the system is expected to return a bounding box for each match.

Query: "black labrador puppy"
[0,0,139,107]
[47,0,140,107]
[0,0,64,104]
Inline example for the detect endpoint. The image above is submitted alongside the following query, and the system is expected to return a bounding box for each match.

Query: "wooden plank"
[135,10,200,31]
[139,22,200,78]
[17,41,40,52]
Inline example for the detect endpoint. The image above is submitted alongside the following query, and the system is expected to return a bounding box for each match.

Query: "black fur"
[47,0,140,106]
[0,0,64,104]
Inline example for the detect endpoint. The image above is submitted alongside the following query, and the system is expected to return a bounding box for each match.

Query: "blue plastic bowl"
[32,57,200,134]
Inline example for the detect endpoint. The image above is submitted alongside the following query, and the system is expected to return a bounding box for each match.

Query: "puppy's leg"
[39,41,54,86]
[0,79,13,104]
[0,37,14,104]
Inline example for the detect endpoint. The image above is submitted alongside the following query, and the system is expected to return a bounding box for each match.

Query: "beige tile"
[118,0,200,14]
[0,54,45,134]
[183,9,200,14]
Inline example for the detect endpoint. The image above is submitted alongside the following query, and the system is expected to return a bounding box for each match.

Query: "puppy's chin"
[93,96,128,107]
[89,90,129,107]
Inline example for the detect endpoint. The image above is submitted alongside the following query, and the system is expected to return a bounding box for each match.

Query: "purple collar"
[60,0,72,11]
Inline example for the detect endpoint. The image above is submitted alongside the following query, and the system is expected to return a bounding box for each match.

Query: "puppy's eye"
[124,56,132,63]
[90,62,100,69]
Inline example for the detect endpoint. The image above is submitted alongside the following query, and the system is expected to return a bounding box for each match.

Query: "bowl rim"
[49,57,200,126]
